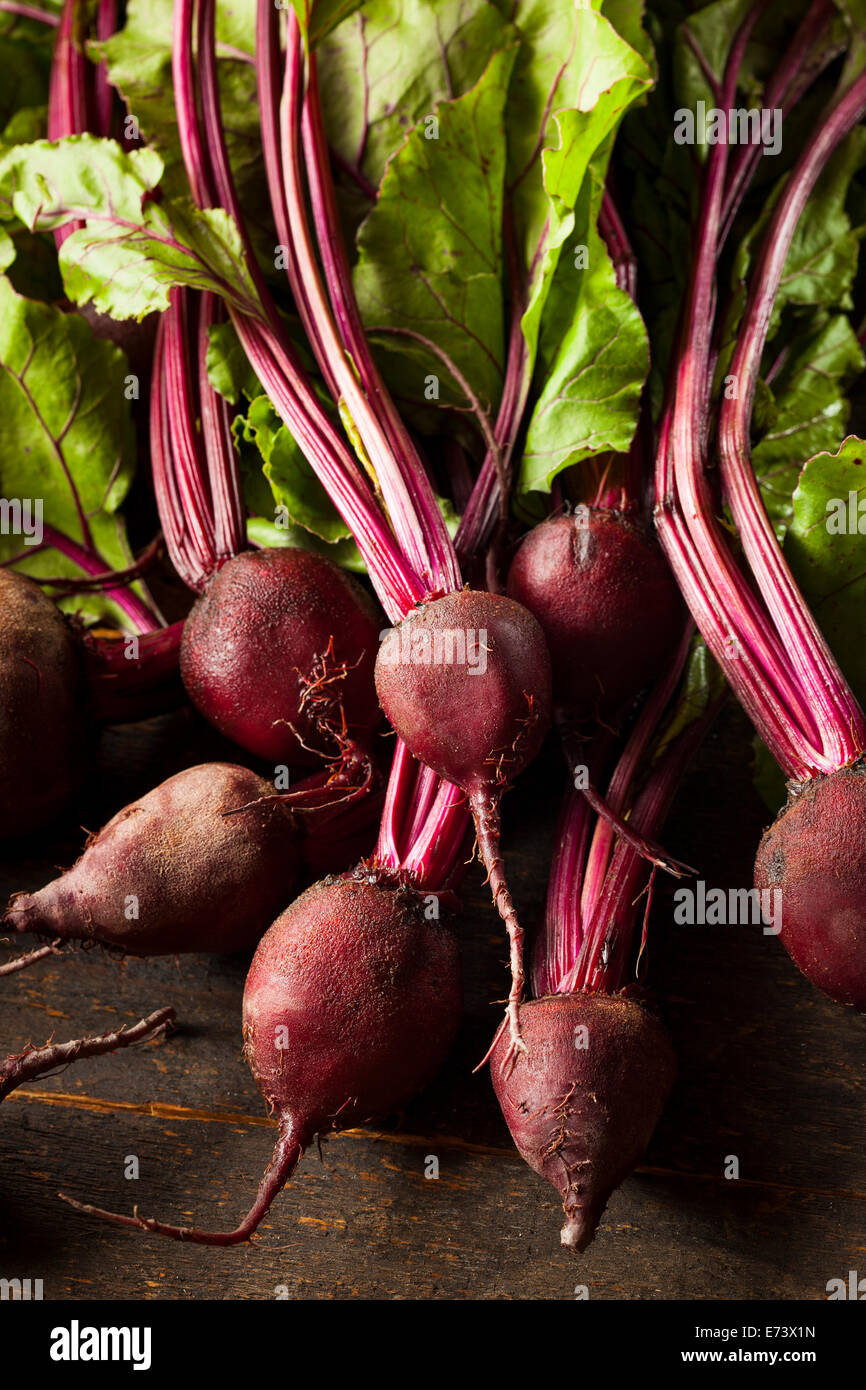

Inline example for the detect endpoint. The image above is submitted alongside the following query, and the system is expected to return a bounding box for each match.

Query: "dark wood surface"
[1,704,863,1301]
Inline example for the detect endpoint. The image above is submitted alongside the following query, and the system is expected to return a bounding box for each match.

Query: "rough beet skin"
[5,763,299,956]
[0,569,85,838]
[754,762,866,1010]
[181,548,382,763]
[243,877,462,1135]
[507,508,684,716]
[490,992,676,1250]
[60,876,462,1243]
[375,588,551,795]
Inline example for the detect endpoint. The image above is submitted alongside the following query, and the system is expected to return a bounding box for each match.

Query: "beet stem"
[716,68,866,768]
[574,624,692,932]
[578,781,696,879]
[301,45,460,596]
[176,0,426,621]
[655,18,866,781]
[718,0,837,249]
[59,1120,303,1246]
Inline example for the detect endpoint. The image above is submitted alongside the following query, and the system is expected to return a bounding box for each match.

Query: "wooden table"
[1,704,863,1300]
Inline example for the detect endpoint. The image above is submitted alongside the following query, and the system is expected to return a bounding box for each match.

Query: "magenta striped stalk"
[655,17,866,781]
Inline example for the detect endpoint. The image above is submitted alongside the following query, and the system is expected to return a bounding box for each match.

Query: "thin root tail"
[58,1124,304,1246]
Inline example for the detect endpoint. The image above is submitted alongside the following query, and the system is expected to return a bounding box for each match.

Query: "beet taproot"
[490,991,676,1250]
[754,762,866,1010]
[4,763,299,956]
[180,548,382,764]
[507,508,683,717]
[0,568,85,838]
[59,875,462,1242]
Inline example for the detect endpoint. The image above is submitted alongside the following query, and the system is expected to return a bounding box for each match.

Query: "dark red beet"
[375,589,550,794]
[375,588,551,1052]
[59,876,462,1243]
[490,992,676,1250]
[0,569,85,838]
[754,763,866,1010]
[242,878,460,1134]
[507,508,684,716]
[4,763,299,957]
[180,548,382,764]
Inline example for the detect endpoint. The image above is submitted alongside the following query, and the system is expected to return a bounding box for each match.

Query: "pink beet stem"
[47,0,89,246]
[276,11,458,596]
[455,212,529,562]
[197,291,246,565]
[653,8,851,781]
[577,623,694,926]
[718,0,838,250]
[176,0,426,622]
[301,44,461,596]
[571,698,720,995]
[92,0,116,136]
[535,771,597,997]
[716,69,866,770]
[39,524,160,632]
[0,1,59,23]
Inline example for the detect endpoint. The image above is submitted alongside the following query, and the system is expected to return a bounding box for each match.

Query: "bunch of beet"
[7,0,866,1278]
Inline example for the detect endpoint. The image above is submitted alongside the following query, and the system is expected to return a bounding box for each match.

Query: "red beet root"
[754,762,866,1010]
[243,878,461,1136]
[180,548,382,764]
[507,508,684,717]
[0,569,85,838]
[4,763,299,957]
[375,588,551,1052]
[59,876,462,1243]
[490,992,676,1250]
[375,589,551,793]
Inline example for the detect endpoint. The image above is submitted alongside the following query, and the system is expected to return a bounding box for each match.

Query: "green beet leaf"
[784,435,866,711]
[0,274,139,625]
[0,136,260,320]
[353,45,517,421]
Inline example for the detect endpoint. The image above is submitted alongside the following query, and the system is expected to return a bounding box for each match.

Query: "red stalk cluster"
[654,4,866,783]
